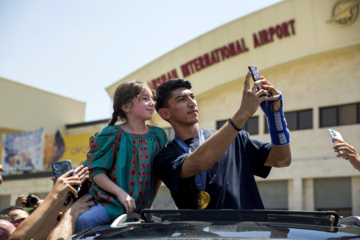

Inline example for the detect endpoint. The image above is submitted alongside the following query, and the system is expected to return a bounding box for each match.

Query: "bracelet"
[228,118,241,131]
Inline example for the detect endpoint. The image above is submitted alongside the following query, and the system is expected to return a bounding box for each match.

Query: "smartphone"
[51,160,80,192]
[248,66,262,90]
[328,129,347,159]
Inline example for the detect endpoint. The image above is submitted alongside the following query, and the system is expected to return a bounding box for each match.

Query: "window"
[257,181,288,210]
[264,109,313,133]
[320,103,360,128]
[314,177,352,218]
[244,116,258,135]
[217,117,259,135]
[216,120,227,130]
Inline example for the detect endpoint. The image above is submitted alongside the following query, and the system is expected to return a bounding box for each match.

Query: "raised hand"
[333,137,360,172]
[51,170,81,200]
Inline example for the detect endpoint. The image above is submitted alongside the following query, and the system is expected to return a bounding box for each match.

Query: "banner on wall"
[61,132,92,165]
[43,130,66,169]
[2,128,45,172]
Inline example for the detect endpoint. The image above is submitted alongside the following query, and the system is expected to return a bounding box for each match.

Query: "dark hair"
[109,80,154,125]
[0,213,12,222]
[155,78,192,112]
[0,206,24,215]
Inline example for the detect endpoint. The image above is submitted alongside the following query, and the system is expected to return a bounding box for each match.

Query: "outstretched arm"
[10,170,81,240]
[47,194,94,240]
[181,72,285,179]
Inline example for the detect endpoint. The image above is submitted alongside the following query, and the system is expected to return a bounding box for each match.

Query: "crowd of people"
[1,71,359,239]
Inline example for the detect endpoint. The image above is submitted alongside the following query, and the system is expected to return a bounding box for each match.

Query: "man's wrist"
[228,118,241,131]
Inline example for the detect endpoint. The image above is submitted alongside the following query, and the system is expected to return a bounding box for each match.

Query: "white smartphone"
[328,129,347,159]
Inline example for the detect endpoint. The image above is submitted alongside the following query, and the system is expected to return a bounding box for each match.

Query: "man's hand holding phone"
[247,65,290,146]
[52,170,81,201]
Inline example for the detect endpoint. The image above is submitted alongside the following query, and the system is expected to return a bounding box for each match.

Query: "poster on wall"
[1,128,45,172]
[43,130,66,169]
[61,132,91,166]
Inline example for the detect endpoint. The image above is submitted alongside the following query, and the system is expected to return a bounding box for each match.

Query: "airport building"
[1,0,359,216]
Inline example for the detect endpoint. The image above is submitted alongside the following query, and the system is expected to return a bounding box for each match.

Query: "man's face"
[8,209,29,222]
[162,88,198,126]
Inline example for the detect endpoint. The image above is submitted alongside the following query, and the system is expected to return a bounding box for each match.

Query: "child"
[76,80,167,232]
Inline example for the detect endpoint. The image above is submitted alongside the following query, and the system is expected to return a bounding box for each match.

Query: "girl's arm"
[93,173,136,214]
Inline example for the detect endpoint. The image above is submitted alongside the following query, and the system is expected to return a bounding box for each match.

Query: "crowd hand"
[117,191,136,214]
[0,164,3,185]
[74,164,89,184]
[50,164,88,184]
[47,194,94,240]
[62,194,94,220]
[15,195,27,208]
[333,137,360,172]
[51,170,81,201]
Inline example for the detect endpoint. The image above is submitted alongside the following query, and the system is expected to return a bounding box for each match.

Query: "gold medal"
[196,191,210,209]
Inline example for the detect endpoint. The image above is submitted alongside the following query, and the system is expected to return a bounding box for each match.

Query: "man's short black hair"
[155,78,192,112]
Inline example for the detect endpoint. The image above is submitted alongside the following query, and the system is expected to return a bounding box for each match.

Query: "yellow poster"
[61,132,94,165]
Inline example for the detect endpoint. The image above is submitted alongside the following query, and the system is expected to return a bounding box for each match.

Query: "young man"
[154,72,291,210]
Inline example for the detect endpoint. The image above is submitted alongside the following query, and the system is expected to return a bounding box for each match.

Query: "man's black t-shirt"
[154,129,272,209]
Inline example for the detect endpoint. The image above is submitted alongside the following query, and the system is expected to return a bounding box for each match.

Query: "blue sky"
[0,0,283,122]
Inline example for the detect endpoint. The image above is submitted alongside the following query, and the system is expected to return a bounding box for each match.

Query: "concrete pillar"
[303,178,314,211]
[351,176,360,216]
[289,178,303,210]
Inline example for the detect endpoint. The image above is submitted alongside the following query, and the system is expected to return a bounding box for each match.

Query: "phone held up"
[51,159,80,192]
[328,129,347,160]
[248,66,262,91]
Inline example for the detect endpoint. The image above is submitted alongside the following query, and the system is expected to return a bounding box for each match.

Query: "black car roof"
[71,209,360,240]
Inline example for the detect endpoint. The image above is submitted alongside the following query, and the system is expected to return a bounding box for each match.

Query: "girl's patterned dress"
[84,125,167,220]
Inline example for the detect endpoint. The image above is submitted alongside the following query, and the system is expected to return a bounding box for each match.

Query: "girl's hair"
[108,80,153,125]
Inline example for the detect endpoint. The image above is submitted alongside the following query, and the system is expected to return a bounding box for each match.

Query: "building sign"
[1,128,45,172]
[181,38,249,78]
[327,0,359,27]
[253,19,295,48]
[150,69,179,90]
[149,19,296,89]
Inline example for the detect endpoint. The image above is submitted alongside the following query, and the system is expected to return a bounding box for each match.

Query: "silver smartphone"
[328,129,347,159]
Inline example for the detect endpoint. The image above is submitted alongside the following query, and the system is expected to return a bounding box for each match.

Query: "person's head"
[155,79,198,125]
[109,80,155,125]
[0,214,12,222]
[0,219,16,240]
[155,78,192,112]
[0,206,29,223]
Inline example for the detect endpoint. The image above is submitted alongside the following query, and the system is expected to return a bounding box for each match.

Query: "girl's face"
[128,87,155,121]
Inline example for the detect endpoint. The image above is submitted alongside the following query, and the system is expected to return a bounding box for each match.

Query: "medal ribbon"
[174,129,206,192]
